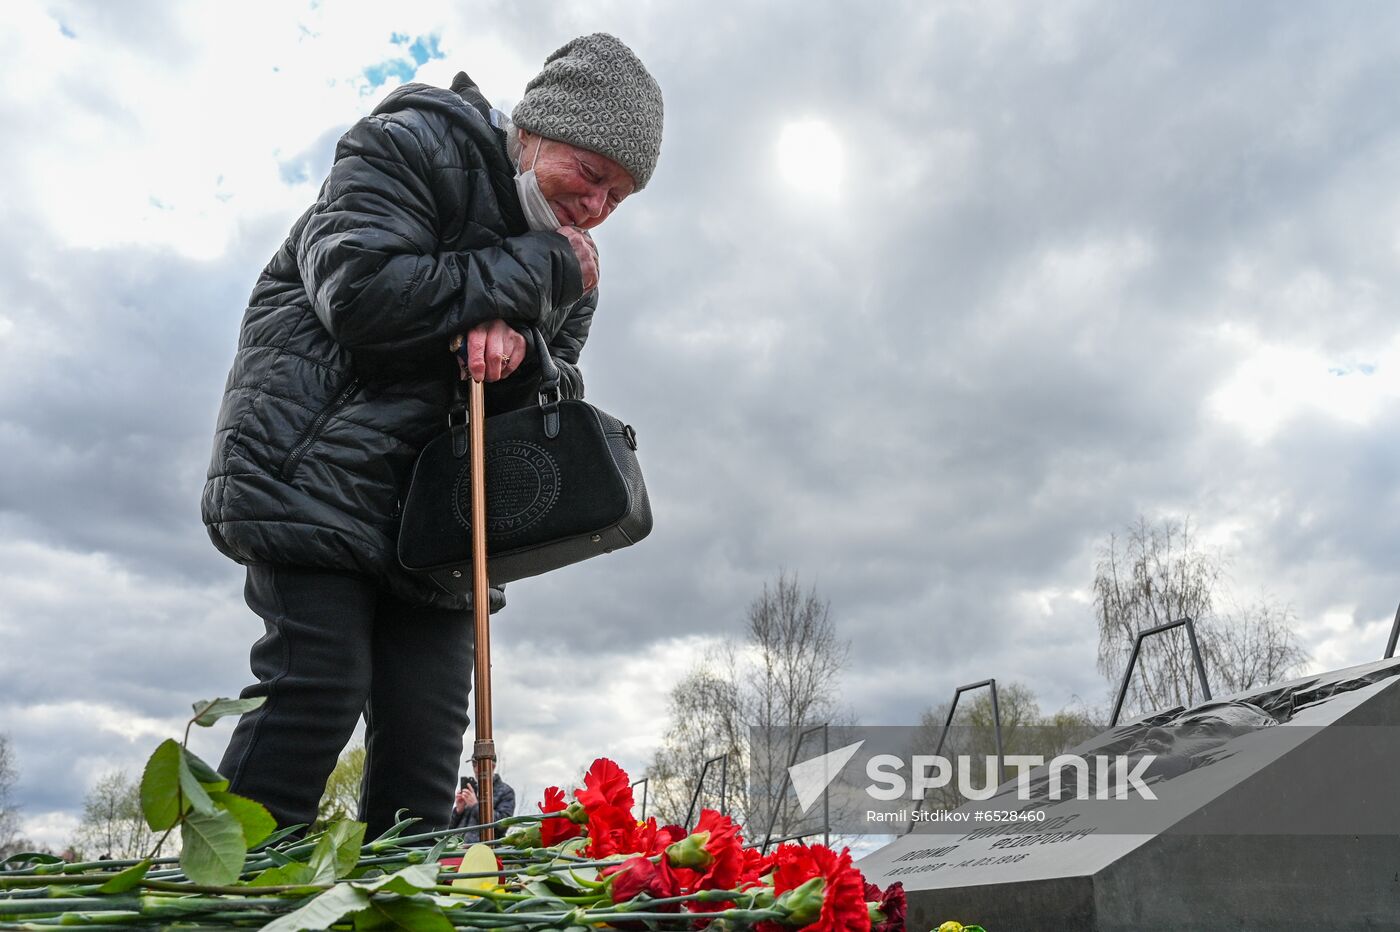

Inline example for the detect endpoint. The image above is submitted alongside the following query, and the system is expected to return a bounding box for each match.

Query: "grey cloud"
[6,0,1400,839]
[44,0,195,61]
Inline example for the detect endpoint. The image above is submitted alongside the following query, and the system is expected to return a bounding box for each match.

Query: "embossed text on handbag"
[397,329,653,593]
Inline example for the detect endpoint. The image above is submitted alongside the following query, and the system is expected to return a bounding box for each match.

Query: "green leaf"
[264,847,297,867]
[184,750,229,792]
[261,883,370,932]
[0,851,64,868]
[353,896,453,932]
[180,808,248,886]
[177,750,216,816]
[308,820,366,883]
[353,863,439,896]
[97,858,152,894]
[534,854,599,896]
[254,823,307,852]
[192,696,267,727]
[423,836,452,865]
[141,739,184,831]
[542,873,587,895]
[209,791,277,847]
[369,815,421,846]
[522,878,567,902]
[249,861,318,888]
[354,907,391,931]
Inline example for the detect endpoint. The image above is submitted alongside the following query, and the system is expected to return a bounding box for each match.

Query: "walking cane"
[467,377,496,840]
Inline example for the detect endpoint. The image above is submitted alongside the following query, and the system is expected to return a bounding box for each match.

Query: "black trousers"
[218,565,474,838]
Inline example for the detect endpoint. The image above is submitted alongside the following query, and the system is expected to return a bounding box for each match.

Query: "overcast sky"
[4,0,1400,849]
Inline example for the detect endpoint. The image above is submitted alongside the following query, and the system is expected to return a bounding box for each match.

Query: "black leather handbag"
[397,329,653,594]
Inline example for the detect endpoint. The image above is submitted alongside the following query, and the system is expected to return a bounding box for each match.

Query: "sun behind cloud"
[775,117,845,199]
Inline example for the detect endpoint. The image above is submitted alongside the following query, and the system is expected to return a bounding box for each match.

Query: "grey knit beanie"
[512,33,663,190]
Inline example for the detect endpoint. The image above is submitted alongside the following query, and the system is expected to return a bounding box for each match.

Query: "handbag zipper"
[280,378,360,480]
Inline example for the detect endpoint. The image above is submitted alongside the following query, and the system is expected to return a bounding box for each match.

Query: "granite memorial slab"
[856,657,1400,930]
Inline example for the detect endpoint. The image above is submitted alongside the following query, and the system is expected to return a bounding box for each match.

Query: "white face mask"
[514,136,561,232]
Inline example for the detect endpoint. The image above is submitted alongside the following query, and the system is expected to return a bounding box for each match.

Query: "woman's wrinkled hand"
[450,320,528,382]
[558,225,599,292]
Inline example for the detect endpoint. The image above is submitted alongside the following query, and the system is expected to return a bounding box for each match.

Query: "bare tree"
[913,683,1100,813]
[646,572,849,839]
[1094,516,1220,712]
[1208,596,1309,694]
[646,661,747,827]
[745,574,848,840]
[0,735,19,855]
[71,771,159,860]
[1094,516,1309,720]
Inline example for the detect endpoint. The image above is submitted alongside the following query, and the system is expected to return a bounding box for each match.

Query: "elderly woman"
[202,34,662,835]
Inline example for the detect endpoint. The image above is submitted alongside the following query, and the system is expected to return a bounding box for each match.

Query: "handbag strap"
[529,327,563,440]
[450,326,562,456]
[528,327,562,397]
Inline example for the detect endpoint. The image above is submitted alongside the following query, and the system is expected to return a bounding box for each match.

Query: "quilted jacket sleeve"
[297,112,584,359]
[543,287,595,401]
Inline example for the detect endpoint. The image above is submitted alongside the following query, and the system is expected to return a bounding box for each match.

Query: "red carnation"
[636,818,688,857]
[571,759,642,857]
[602,855,683,932]
[584,802,643,858]
[692,810,744,890]
[738,846,775,886]
[604,855,683,905]
[538,786,583,846]
[575,758,634,813]
[671,809,745,910]
[864,880,907,932]
[756,844,871,932]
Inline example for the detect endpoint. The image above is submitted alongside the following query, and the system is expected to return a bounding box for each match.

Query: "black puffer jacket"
[203,73,593,610]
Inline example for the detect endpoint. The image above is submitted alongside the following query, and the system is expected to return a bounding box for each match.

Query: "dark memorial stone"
[858,657,1400,931]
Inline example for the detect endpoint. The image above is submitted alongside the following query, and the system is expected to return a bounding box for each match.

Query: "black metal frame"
[900,678,1004,836]
[934,679,1005,785]
[1385,601,1400,660]
[760,723,830,853]
[684,754,729,828]
[631,778,649,821]
[1109,617,1211,727]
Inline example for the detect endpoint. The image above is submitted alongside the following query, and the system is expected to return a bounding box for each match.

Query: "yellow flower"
[451,843,499,892]
[937,923,965,932]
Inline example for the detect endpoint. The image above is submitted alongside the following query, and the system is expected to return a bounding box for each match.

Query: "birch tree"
[1094,516,1308,720]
